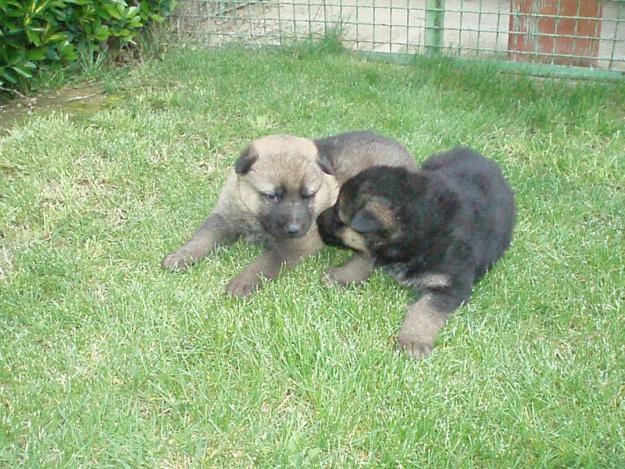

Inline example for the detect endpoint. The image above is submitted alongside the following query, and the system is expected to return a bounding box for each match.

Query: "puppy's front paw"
[226,275,260,298]
[324,266,359,288]
[396,332,434,359]
[162,251,192,271]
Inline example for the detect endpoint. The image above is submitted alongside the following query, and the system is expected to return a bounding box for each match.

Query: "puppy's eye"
[263,192,279,202]
[301,191,316,200]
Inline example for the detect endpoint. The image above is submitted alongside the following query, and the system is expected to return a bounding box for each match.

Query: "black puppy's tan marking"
[317,147,516,358]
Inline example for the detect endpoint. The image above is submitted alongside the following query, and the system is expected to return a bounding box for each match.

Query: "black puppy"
[317,147,516,358]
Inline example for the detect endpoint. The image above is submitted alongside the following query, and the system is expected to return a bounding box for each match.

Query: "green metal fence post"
[425,0,445,56]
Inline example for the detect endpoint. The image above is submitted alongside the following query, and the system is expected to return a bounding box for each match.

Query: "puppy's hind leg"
[162,213,238,271]
[325,253,373,287]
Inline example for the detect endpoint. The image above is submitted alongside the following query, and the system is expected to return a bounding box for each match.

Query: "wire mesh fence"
[172,1,625,75]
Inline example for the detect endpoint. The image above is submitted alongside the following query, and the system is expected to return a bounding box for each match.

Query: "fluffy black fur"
[360,148,512,282]
[317,146,516,358]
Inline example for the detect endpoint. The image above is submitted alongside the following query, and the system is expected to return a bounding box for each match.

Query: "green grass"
[1,44,624,467]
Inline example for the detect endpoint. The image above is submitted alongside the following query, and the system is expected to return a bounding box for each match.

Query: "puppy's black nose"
[286,224,302,236]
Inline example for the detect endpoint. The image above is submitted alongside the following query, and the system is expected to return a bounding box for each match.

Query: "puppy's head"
[318,166,451,263]
[317,167,403,256]
[235,135,336,239]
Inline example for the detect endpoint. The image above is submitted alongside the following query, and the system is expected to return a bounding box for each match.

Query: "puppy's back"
[315,131,418,184]
[424,147,516,277]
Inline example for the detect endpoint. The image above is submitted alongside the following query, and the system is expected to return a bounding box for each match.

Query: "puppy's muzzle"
[265,220,311,239]
[285,223,303,237]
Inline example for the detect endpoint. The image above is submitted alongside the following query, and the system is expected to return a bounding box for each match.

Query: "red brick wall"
[509,0,603,66]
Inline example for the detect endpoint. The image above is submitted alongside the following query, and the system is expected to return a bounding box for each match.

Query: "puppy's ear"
[234,145,259,175]
[316,154,334,175]
[351,197,394,233]
[351,209,383,233]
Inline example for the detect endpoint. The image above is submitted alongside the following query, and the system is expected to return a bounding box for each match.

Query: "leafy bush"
[0,0,176,91]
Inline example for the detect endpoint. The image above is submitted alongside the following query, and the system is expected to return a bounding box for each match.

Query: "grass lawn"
[1,45,624,467]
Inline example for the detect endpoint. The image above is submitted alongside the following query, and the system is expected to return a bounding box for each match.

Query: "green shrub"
[0,0,176,91]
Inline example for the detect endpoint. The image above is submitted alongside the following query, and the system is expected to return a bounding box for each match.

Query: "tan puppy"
[162,131,417,297]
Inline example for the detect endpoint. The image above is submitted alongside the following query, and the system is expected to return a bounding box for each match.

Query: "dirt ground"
[0,83,110,134]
